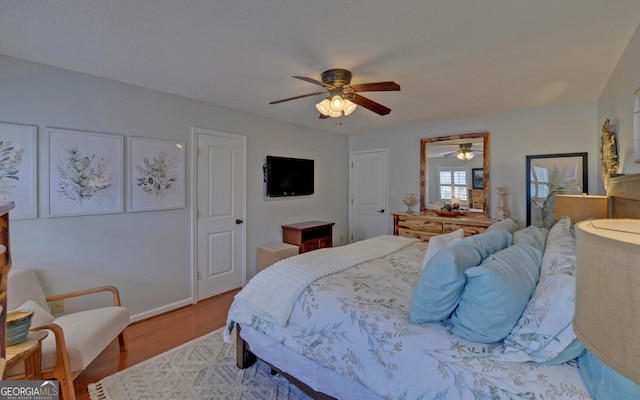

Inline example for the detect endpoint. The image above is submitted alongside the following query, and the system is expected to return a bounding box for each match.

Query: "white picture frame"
[46,128,124,217]
[128,137,185,212]
[0,123,38,219]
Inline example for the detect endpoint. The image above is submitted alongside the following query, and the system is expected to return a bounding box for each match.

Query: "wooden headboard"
[608,174,640,219]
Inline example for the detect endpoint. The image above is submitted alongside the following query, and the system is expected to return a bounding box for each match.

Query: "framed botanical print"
[46,128,124,217]
[0,123,38,219]
[128,137,185,212]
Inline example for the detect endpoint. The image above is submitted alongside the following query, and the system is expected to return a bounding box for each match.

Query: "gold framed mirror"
[420,131,490,216]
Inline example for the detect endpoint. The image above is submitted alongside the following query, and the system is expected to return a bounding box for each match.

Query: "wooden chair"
[6,269,129,400]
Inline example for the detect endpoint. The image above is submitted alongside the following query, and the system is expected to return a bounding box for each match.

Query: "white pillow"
[421,228,465,270]
[500,217,580,363]
[14,299,55,328]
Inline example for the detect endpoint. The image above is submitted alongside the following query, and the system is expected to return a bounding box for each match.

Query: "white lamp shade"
[574,219,640,384]
[315,98,331,116]
[329,95,344,112]
[343,99,357,116]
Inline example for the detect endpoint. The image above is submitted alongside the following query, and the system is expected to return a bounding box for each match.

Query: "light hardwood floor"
[74,288,240,400]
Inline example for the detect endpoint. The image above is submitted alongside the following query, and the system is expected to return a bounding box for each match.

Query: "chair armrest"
[46,286,123,307]
[30,323,74,382]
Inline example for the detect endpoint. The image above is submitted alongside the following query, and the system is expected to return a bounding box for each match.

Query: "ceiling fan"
[269,69,400,118]
[439,143,484,160]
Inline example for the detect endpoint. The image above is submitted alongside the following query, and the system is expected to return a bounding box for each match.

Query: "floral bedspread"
[227,241,590,400]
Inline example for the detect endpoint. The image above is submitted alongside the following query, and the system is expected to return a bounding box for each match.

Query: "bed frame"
[236,173,640,399]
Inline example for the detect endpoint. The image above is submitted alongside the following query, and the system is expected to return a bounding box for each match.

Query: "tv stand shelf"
[282,221,335,253]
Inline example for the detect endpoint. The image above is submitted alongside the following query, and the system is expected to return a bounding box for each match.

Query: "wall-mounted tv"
[265,155,314,197]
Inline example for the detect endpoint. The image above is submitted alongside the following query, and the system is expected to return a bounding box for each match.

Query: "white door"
[193,128,246,301]
[349,149,388,242]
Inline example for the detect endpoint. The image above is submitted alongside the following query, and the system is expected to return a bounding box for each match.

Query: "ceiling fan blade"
[269,91,326,105]
[439,150,457,157]
[350,93,392,116]
[292,76,335,89]
[349,81,400,92]
[318,114,329,119]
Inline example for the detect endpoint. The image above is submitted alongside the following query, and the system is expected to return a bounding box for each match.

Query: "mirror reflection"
[420,132,490,216]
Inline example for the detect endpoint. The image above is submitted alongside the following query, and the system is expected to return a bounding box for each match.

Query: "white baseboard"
[129,298,194,323]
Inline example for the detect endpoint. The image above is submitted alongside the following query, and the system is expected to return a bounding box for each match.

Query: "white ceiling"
[1,1,639,135]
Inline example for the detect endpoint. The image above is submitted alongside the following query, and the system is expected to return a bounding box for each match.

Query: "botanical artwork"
[0,123,38,219]
[526,153,587,228]
[47,129,123,217]
[129,137,185,212]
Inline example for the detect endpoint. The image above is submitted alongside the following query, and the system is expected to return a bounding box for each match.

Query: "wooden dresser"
[393,212,494,242]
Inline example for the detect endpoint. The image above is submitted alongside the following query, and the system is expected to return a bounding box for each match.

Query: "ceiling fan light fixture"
[315,98,331,115]
[329,94,344,112]
[343,99,357,116]
[456,151,474,160]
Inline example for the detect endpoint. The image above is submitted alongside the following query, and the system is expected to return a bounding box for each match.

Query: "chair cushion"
[6,306,130,375]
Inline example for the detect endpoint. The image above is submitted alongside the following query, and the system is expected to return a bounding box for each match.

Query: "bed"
[226,174,640,400]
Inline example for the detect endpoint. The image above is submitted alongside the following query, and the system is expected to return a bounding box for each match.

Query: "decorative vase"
[403,193,417,213]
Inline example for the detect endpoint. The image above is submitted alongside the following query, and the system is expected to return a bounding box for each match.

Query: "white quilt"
[233,235,418,326]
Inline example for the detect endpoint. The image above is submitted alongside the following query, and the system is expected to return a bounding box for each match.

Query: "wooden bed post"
[235,324,256,369]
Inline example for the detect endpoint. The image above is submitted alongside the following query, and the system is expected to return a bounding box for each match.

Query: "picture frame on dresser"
[0,123,38,219]
[526,152,587,228]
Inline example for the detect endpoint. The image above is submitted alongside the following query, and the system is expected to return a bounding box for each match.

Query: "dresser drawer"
[397,227,439,242]
[397,218,443,234]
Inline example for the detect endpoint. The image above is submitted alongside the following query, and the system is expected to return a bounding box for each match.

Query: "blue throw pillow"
[579,351,640,400]
[450,243,541,343]
[513,225,548,253]
[485,218,518,234]
[410,230,512,323]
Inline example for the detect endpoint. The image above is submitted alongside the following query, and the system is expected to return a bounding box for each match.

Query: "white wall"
[0,55,349,320]
[349,101,598,228]
[597,21,640,192]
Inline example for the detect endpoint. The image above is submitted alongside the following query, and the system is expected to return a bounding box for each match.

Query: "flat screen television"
[265,155,314,197]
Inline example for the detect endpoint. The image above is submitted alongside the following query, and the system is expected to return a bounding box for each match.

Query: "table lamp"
[574,219,640,385]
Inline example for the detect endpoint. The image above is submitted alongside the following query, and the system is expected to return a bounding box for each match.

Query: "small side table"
[5,330,48,380]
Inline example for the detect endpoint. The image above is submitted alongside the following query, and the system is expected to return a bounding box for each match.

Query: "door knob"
[377,209,385,213]
[235,219,244,224]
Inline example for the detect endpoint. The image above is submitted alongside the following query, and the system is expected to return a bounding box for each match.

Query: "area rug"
[88,327,310,400]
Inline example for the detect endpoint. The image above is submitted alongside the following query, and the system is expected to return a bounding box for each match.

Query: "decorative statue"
[600,119,620,192]
[495,187,509,221]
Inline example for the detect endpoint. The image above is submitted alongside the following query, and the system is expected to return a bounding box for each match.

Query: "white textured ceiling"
[1,1,639,135]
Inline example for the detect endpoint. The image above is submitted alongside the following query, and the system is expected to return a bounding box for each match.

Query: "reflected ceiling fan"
[439,143,484,160]
[269,69,400,118]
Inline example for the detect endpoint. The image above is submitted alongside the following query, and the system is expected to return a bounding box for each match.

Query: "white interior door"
[193,127,246,301]
[349,149,388,242]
